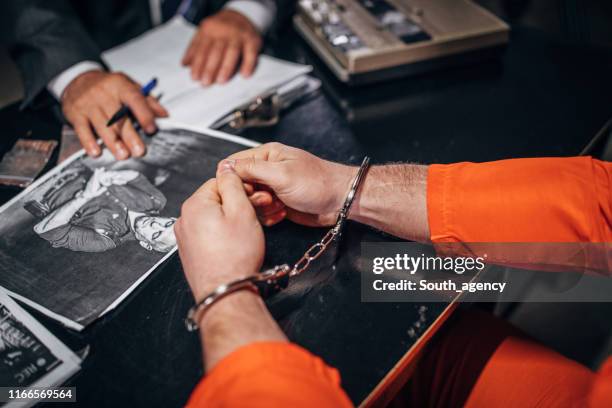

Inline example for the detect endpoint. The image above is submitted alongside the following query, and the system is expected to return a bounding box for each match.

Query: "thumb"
[216,161,255,217]
[231,157,283,187]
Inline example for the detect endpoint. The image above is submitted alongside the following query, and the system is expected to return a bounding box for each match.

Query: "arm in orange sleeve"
[424,157,612,407]
[187,342,353,408]
[184,155,610,408]
[427,156,611,243]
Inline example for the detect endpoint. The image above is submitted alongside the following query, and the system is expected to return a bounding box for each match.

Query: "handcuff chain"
[185,156,370,331]
[270,155,371,280]
[290,228,338,277]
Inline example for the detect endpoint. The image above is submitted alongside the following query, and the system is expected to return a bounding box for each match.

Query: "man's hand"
[224,143,356,227]
[182,10,262,86]
[228,143,431,242]
[175,161,265,301]
[62,71,168,160]
[175,163,286,370]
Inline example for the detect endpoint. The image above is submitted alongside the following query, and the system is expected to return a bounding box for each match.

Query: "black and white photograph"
[0,290,80,407]
[0,128,256,330]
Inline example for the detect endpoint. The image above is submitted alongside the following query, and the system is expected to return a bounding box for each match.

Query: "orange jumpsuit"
[187,156,611,407]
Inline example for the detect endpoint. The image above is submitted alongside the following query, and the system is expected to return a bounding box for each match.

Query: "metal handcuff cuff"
[185,156,371,331]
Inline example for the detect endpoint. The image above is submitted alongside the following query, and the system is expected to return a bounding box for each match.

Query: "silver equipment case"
[294,0,510,84]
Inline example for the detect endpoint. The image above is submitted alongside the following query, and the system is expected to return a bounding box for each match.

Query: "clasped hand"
[175,143,356,301]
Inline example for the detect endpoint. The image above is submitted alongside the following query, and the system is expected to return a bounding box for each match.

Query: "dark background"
[0,0,610,406]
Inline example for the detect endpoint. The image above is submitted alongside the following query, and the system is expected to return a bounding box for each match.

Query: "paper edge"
[0,127,260,330]
[99,126,261,316]
[0,290,81,408]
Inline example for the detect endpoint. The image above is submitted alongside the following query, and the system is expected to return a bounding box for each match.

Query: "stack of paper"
[103,17,312,131]
[0,291,80,407]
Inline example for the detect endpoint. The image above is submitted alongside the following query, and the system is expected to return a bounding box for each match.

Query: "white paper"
[102,17,312,130]
[0,291,81,407]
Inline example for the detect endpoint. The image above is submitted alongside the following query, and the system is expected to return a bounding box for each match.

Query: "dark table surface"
[1,24,611,407]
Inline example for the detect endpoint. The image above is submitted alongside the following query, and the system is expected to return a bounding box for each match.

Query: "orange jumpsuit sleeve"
[427,156,611,243]
[188,157,610,408]
[187,342,353,408]
[427,156,612,407]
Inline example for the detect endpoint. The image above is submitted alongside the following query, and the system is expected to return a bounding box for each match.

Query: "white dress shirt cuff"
[224,0,276,34]
[47,61,104,100]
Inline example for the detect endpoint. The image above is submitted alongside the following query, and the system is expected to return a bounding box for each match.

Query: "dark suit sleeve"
[5,0,103,108]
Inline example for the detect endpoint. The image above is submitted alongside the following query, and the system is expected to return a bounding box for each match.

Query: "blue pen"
[106,77,158,127]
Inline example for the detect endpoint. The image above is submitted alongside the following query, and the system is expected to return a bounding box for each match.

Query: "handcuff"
[184,156,371,331]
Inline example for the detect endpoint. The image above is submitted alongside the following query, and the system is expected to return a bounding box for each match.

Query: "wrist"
[348,164,430,242]
[62,70,106,105]
[330,163,359,214]
[347,165,377,224]
[199,290,263,331]
[198,288,286,370]
[48,61,104,101]
[190,266,260,302]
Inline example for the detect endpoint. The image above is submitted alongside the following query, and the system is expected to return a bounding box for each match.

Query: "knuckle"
[180,200,196,218]
[250,36,262,47]
[238,157,256,172]
[124,90,144,103]
[266,142,284,154]
[112,72,129,82]
[203,178,217,190]
[246,37,261,50]
[200,19,214,31]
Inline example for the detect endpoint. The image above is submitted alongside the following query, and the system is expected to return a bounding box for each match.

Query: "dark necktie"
[161,0,184,22]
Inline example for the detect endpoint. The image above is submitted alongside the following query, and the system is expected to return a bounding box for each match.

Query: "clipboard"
[211,75,321,130]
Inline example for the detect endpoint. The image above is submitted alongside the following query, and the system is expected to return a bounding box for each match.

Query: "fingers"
[201,40,226,85]
[182,35,199,66]
[62,70,164,160]
[240,37,260,77]
[227,142,286,162]
[190,38,211,81]
[120,88,157,134]
[90,109,129,160]
[73,118,101,157]
[178,179,223,235]
[190,178,222,207]
[260,210,287,227]
[243,183,255,196]
[217,41,241,83]
[231,157,282,186]
[216,160,255,217]
[99,94,146,159]
[249,190,273,206]
[119,120,146,157]
[146,95,169,117]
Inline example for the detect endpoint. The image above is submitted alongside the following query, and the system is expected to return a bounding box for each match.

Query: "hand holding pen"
[107,77,159,127]
[61,71,168,160]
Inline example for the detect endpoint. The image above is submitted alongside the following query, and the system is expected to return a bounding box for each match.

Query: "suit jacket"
[5,0,278,108]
